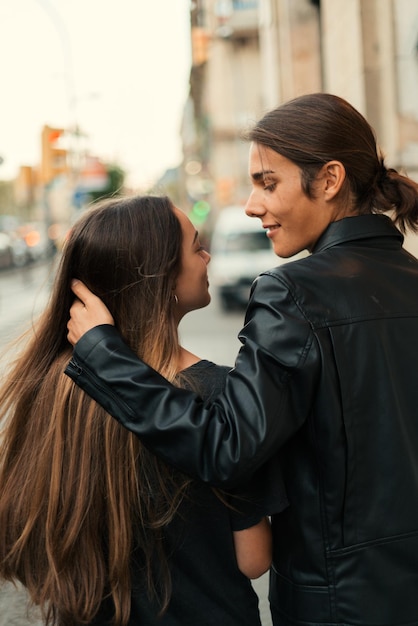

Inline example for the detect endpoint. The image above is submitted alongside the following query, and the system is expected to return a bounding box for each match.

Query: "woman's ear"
[321,161,346,200]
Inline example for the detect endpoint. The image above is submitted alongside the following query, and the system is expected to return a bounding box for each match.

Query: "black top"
[89,360,287,626]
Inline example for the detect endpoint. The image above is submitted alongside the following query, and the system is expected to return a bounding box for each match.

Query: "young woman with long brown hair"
[0,195,286,625]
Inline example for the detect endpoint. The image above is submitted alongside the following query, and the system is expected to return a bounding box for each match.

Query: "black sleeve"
[182,362,289,529]
[65,273,320,486]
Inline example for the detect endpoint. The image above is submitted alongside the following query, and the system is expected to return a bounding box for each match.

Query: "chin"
[201,294,211,308]
[274,244,305,259]
[273,248,291,258]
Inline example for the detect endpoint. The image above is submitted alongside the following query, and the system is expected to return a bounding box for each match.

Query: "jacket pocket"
[328,530,418,625]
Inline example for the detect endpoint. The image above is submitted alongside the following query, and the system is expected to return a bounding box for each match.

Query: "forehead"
[248,143,279,176]
[249,143,283,174]
[173,206,196,241]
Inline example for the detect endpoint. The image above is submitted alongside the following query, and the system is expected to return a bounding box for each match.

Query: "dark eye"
[264,182,276,192]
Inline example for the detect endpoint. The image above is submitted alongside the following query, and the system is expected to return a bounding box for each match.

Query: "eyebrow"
[251,169,275,182]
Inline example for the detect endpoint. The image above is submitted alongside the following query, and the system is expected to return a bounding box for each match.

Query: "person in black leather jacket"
[65,93,418,626]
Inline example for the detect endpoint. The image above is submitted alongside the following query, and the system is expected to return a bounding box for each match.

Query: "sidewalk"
[1,575,272,625]
[0,583,42,626]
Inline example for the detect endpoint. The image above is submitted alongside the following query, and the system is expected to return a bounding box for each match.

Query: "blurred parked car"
[0,214,28,269]
[8,232,28,267]
[0,232,13,269]
[0,215,57,270]
[19,222,55,262]
[0,215,20,234]
[209,205,309,311]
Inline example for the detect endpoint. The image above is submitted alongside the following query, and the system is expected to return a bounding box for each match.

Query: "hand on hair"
[67,280,115,346]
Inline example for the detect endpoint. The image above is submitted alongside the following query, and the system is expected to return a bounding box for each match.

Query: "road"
[0,260,55,348]
[0,260,272,626]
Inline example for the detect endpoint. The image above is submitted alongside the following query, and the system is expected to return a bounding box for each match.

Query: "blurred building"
[183,0,262,225]
[181,0,418,253]
[320,0,418,182]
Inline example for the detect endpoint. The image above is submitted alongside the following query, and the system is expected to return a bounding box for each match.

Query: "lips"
[264,224,280,237]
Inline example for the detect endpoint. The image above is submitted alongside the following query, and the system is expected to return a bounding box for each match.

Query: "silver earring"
[173,294,179,304]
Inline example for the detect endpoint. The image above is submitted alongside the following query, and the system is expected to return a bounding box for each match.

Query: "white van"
[209,206,308,311]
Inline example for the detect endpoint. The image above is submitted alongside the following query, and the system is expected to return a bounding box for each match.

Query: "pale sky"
[0,0,192,188]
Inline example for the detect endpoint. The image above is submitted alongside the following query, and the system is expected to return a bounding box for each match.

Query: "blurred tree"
[88,163,126,203]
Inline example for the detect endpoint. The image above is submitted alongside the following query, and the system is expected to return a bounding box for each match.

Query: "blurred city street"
[0,260,272,626]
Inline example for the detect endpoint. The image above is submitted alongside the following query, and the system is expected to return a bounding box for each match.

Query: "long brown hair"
[0,196,191,625]
[248,93,418,232]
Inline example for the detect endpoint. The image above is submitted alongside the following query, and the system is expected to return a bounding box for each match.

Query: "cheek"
[267,190,288,216]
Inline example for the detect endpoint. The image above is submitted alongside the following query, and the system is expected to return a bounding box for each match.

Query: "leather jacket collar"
[312,213,404,254]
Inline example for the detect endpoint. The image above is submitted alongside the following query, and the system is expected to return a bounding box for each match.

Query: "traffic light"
[41,125,68,184]
[190,200,211,226]
[191,27,210,66]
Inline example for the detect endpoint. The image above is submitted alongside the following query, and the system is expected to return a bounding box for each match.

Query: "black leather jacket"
[66,214,418,625]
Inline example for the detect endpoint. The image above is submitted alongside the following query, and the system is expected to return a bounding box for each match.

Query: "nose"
[203,249,211,265]
[245,191,264,219]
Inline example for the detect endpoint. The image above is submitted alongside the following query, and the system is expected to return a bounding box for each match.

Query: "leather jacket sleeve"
[65,273,320,486]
